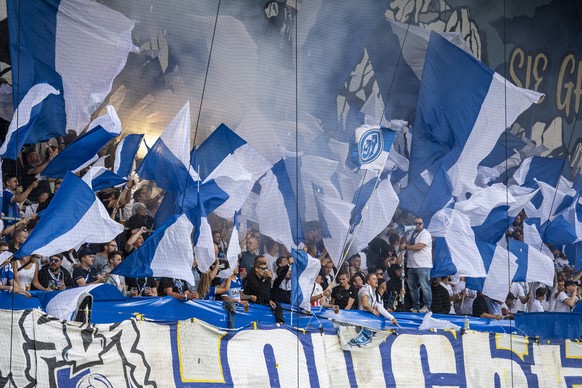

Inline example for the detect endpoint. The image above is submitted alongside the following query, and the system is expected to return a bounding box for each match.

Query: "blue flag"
[7,0,136,141]
[291,249,321,312]
[41,106,122,179]
[0,84,59,159]
[16,172,124,258]
[114,134,144,179]
[112,214,195,285]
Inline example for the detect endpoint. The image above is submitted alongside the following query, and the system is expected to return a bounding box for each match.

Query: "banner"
[2,309,582,387]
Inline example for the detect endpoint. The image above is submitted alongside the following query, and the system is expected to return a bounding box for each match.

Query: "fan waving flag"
[41,106,122,179]
[354,125,396,172]
[291,248,321,312]
[136,101,199,193]
[7,0,137,142]
[16,172,124,258]
[114,134,144,179]
[112,214,195,286]
[0,83,60,160]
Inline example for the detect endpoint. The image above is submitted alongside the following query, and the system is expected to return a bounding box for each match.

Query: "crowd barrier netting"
[2,309,582,387]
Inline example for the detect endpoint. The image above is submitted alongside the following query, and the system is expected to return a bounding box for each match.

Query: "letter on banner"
[531,341,582,386]
[227,329,311,386]
[463,331,529,387]
[391,334,458,386]
[177,320,225,383]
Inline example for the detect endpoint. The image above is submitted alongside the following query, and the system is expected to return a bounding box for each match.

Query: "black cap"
[77,247,94,258]
[565,280,577,288]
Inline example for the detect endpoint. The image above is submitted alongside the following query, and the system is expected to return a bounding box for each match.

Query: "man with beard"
[38,254,74,290]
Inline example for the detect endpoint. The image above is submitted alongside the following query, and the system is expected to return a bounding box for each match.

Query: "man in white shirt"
[530,287,547,313]
[509,282,529,313]
[400,217,432,313]
[554,280,579,312]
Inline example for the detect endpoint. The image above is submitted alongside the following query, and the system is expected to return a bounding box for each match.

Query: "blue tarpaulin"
[1,286,580,339]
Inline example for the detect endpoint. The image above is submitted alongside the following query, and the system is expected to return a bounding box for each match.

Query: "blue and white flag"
[136,102,199,193]
[192,194,216,274]
[222,212,242,279]
[428,208,487,277]
[399,163,453,222]
[41,106,122,179]
[195,124,270,218]
[523,220,554,259]
[314,190,354,266]
[16,172,124,258]
[112,214,195,286]
[114,134,144,179]
[291,248,321,312]
[466,241,518,303]
[513,156,566,189]
[350,178,399,255]
[509,239,554,286]
[82,167,126,192]
[196,123,271,182]
[202,155,253,219]
[0,83,59,160]
[7,0,137,141]
[354,125,396,172]
[538,216,577,247]
[406,31,542,202]
[524,177,574,225]
[256,160,304,249]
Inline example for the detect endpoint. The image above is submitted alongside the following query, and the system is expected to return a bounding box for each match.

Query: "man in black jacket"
[244,256,285,323]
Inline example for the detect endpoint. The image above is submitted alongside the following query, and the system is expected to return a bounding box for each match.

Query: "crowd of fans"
[0,144,580,329]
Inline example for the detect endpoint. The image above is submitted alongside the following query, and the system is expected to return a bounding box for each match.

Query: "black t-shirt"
[472,293,489,318]
[159,277,191,294]
[73,266,100,285]
[37,265,74,289]
[126,277,157,295]
[331,285,357,309]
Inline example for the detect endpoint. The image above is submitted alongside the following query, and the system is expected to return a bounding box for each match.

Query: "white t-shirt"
[510,283,527,313]
[311,283,324,306]
[358,284,375,311]
[554,292,578,312]
[530,299,544,312]
[407,229,432,268]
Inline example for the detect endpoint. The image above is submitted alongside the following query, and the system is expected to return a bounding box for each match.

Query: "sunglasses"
[49,258,60,263]
[257,266,268,270]
[415,222,423,225]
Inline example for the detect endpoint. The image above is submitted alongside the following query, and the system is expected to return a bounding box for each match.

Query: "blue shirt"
[223,276,243,302]
[2,189,20,226]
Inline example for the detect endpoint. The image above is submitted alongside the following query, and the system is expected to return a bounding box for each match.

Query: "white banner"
[1,309,580,387]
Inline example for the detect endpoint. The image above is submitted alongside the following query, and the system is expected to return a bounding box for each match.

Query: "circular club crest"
[358,128,383,165]
[76,373,114,388]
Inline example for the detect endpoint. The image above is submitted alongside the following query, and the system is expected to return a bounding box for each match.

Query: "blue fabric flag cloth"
[16,172,124,258]
[7,0,136,141]
[41,106,122,178]
[291,248,321,312]
[112,213,195,285]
